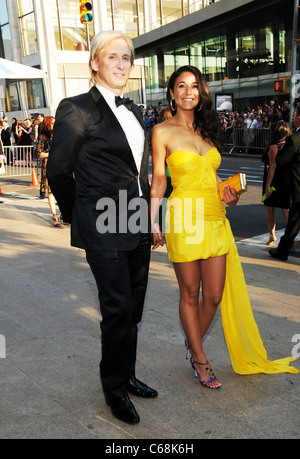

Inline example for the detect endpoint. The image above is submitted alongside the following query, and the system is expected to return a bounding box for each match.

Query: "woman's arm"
[265,144,277,197]
[150,124,168,249]
[34,124,39,142]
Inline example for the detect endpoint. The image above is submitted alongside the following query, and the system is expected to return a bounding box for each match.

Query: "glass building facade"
[18,0,38,56]
[0,0,12,60]
[104,0,221,38]
[135,0,298,111]
[1,0,296,116]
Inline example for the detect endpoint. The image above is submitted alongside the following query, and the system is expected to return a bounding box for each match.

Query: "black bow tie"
[115,96,133,111]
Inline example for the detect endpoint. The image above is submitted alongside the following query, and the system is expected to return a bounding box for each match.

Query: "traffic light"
[274,80,286,92]
[79,1,93,24]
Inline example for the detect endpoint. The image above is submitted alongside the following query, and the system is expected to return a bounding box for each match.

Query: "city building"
[1,0,298,122]
[0,0,150,121]
[133,0,300,113]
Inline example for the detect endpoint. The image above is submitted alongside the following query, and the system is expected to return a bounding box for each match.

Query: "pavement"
[0,174,300,440]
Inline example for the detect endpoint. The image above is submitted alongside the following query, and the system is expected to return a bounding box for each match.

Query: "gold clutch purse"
[219,173,247,201]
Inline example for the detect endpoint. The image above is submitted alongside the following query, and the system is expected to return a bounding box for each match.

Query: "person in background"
[36,116,61,227]
[157,101,164,115]
[262,121,291,247]
[269,104,300,260]
[1,119,12,165]
[11,118,19,146]
[19,119,33,166]
[0,120,6,202]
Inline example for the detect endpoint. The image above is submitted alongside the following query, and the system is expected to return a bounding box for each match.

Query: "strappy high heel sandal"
[53,215,61,227]
[266,235,277,247]
[185,340,192,360]
[190,357,221,389]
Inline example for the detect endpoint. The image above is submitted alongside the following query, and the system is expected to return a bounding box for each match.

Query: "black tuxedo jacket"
[276,129,300,203]
[47,86,150,251]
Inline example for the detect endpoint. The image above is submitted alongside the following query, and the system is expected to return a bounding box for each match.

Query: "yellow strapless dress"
[165,148,299,375]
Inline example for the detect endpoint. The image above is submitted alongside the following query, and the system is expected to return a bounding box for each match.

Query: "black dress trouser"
[86,232,151,399]
[277,201,300,258]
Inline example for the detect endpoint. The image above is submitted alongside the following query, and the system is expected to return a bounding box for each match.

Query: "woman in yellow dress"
[150,65,298,389]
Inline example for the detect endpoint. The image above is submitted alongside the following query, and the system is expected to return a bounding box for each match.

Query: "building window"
[57,62,91,99]
[107,0,144,38]
[53,0,94,51]
[203,36,226,82]
[162,0,183,25]
[17,0,38,56]
[0,0,12,59]
[26,79,45,109]
[164,52,175,87]
[279,29,286,72]
[6,84,21,112]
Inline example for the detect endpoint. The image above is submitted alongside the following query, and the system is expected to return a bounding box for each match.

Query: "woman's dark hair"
[270,120,290,145]
[166,65,221,150]
[262,120,290,162]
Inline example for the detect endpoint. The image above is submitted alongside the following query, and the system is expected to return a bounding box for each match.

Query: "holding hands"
[152,222,164,250]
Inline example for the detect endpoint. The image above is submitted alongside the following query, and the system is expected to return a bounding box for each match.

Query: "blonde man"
[47,31,157,425]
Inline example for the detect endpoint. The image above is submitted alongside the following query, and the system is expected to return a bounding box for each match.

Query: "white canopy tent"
[0,58,46,119]
[0,58,46,80]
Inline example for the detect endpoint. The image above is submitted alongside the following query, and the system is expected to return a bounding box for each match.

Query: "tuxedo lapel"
[131,102,149,187]
[90,86,138,174]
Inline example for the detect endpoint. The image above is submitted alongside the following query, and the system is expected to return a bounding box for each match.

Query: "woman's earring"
[197,103,203,112]
[170,99,176,112]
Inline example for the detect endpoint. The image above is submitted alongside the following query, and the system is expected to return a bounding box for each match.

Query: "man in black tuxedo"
[47,31,157,424]
[269,104,300,261]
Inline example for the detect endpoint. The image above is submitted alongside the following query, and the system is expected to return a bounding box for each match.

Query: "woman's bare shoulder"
[152,119,174,139]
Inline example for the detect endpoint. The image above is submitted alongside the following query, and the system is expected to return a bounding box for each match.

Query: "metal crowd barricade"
[222,128,271,154]
[1,145,42,178]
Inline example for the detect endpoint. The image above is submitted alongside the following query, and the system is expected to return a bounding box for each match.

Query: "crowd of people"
[0,114,45,166]
[0,113,64,227]
[219,100,290,146]
[219,99,290,130]
[139,99,291,150]
[0,114,45,149]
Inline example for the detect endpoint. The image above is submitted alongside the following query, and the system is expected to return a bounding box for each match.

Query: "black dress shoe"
[128,377,158,398]
[269,248,288,261]
[105,394,140,425]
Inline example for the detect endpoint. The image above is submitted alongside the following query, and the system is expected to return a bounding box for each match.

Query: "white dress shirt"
[96,84,144,196]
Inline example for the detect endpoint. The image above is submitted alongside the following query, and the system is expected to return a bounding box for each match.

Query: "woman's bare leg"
[174,260,203,358]
[48,193,57,217]
[198,255,226,338]
[266,207,276,242]
[173,256,225,388]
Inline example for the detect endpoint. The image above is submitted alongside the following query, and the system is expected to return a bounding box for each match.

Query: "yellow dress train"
[165,148,298,375]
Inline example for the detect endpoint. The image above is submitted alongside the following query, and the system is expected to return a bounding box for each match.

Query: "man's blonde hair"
[89,31,135,86]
